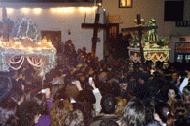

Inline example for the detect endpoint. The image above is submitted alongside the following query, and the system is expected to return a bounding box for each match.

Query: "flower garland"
[26,56,46,80]
[8,56,24,70]
[26,56,44,68]
[9,56,24,64]
[7,56,45,71]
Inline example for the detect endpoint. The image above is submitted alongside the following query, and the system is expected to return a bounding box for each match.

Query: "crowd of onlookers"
[0,40,190,126]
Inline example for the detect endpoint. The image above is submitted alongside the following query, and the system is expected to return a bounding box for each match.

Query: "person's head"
[101,94,116,114]
[168,89,176,100]
[0,98,17,111]
[155,61,163,70]
[174,100,187,119]
[5,114,18,126]
[186,70,190,78]
[122,98,146,126]
[100,119,119,126]
[98,71,108,83]
[0,107,16,126]
[167,114,175,126]
[182,85,190,105]
[115,98,127,115]
[51,99,73,126]
[42,83,52,99]
[16,101,42,126]
[171,72,178,81]
[0,98,18,126]
[76,89,96,104]
[144,104,154,125]
[64,109,84,126]
[145,120,161,126]
[137,72,148,84]
[155,102,169,123]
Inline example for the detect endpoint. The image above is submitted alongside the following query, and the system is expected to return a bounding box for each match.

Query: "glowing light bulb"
[7,8,14,14]
[50,7,75,14]
[21,8,30,14]
[33,8,42,15]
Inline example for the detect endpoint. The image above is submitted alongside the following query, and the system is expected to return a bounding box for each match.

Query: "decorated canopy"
[0,8,57,76]
[128,18,170,63]
[0,38,56,75]
[128,47,170,63]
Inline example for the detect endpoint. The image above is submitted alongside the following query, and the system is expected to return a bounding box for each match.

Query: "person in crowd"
[144,103,155,125]
[154,102,169,126]
[173,100,190,126]
[3,39,190,126]
[88,76,102,115]
[179,71,189,96]
[16,100,49,126]
[99,119,119,126]
[135,72,149,99]
[51,99,73,126]
[182,84,190,122]
[0,99,17,126]
[64,109,84,126]
[72,80,95,126]
[115,97,128,116]
[41,83,54,113]
[121,98,146,126]
[100,94,116,114]
[0,107,17,126]
[126,71,137,97]
[145,121,161,126]
[168,72,181,99]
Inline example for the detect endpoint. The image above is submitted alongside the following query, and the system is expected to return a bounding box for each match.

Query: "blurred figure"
[121,98,146,126]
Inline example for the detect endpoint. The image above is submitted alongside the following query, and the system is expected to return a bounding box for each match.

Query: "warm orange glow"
[97,3,102,6]
[7,8,14,14]
[20,8,30,14]
[49,7,97,15]
[121,0,127,6]
[0,39,54,51]
[127,0,132,6]
[120,0,132,8]
[78,7,95,13]
[92,6,98,11]
[33,8,42,15]
[49,7,75,14]
[18,6,97,15]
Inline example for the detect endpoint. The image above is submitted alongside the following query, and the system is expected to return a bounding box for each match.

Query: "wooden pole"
[137,14,145,63]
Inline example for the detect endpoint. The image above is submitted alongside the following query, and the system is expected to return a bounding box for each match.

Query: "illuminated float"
[127,18,170,64]
[0,16,56,76]
[0,37,56,75]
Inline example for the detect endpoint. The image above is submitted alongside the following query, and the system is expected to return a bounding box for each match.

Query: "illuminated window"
[119,0,133,8]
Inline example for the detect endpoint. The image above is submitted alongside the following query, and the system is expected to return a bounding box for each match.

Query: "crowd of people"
[0,40,190,126]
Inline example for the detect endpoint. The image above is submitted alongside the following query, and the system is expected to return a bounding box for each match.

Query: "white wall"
[0,2,104,59]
